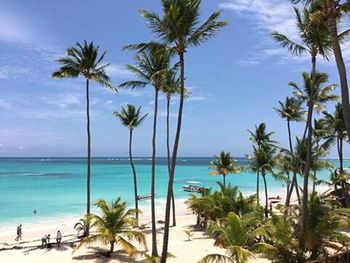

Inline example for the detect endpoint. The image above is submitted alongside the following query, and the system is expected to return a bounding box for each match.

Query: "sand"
[0,199,273,263]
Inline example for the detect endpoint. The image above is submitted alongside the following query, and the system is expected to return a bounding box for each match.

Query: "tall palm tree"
[274,97,305,153]
[114,105,148,226]
[120,44,171,256]
[248,123,276,205]
[289,71,337,241]
[52,41,114,229]
[162,69,180,227]
[210,151,241,189]
[323,103,350,207]
[253,144,276,218]
[292,0,350,138]
[75,198,147,256]
[139,1,227,261]
[272,6,334,242]
[274,97,305,206]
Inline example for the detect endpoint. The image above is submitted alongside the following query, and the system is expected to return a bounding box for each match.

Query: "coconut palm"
[120,43,172,256]
[187,183,258,228]
[272,5,333,241]
[323,103,350,207]
[253,144,276,218]
[162,69,180,227]
[199,212,274,263]
[138,1,227,260]
[248,123,276,205]
[210,151,241,189]
[74,215,91,238]
[114,105,148,226]
[289,71,337,240]
[52,41,114,229]
[274,97,305,206]
[292,0,350,137]
[261,213,305,262]
[274,97,305,153]
[306,192,350,260]
[75,198,147,257]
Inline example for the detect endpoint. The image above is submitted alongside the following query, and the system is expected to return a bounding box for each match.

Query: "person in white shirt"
[56,230,62,246]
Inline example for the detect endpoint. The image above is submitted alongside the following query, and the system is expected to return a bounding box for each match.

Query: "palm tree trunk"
[129,129,139,226]
[262,170,269,218]
[166,95,176,227]
[285,172,301,206]
[287,119,293,153]
[327,14,350,138]
[256,169,260,205]
[223,174,226,189]
[110,241,114,253]
[300,55,316,247]
[85,78,91,236]
[151,88,159,257]
[300,102,313,247]
[161,51,185,263]
[338,138,350,208]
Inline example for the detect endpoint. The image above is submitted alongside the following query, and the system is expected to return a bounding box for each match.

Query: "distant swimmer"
[33,209,37,215]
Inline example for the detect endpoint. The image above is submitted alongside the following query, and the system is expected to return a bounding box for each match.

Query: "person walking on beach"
[56,230,62,246]
[15,224,22,241]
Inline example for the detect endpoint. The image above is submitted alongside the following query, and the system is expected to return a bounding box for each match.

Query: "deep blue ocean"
[0,157,344,225]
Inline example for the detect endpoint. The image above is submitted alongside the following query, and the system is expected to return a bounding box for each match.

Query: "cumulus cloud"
[220,0,350,66]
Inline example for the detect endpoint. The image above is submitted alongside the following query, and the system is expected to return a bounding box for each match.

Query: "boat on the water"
[137,193,153,200]
[183,184,207,193]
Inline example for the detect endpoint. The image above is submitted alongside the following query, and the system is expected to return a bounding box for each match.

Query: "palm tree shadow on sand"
[72,247,144,263]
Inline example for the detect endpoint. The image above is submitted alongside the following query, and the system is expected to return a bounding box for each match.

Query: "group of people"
[41,230,63,248]
[15,225,63,248]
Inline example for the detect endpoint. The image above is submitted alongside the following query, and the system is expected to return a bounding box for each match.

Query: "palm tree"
[274,97,305,206]
[274,97,305,153]
[292,0,350,138]
[199,212,274,263]
[139,1,227,261]
[120,44,171,256]
[52,41,114,229]
[261,213,305,262]
[210,152,241,189]
[75,198,147,257]
[289,71,337,241]
[248,123,275,205]
[114,105,148,226]
[162,69,180,227]
[253,144,276,218]
[272,6,332,242]
[323,103,350,207]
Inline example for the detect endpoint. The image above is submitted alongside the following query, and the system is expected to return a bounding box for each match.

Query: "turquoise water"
[0,157,343,225]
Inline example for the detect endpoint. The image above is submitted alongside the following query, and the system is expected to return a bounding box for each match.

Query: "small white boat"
[137,193,153,200]
[183,184,207,193]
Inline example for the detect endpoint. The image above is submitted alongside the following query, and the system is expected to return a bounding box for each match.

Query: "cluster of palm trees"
[188,182,350,262]
[50,0,350,261]
[52,0,226,261]
[188,0,350,261]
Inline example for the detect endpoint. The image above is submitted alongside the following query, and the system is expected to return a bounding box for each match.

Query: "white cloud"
[220,0,350,66]
[0,9,36,44]
[106,64,133,79]
[0,66,31,80]
[219,0,297,36]
[40,93,82,109]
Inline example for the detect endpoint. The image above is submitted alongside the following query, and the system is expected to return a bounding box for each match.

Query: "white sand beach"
[0,199,274,263]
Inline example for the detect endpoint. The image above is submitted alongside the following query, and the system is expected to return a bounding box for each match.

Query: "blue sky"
[0,0,349,157]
